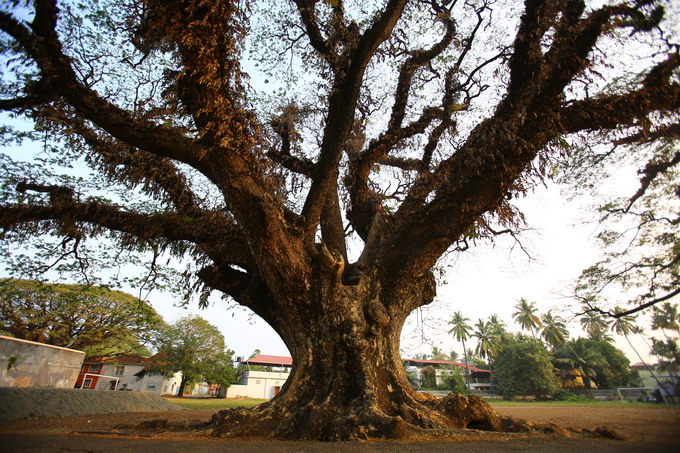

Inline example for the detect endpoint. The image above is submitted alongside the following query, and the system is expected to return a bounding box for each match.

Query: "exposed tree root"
[192,394,623,442]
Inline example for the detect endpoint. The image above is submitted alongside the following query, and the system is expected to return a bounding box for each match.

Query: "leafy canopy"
[0,278,162,355]
[153,314,234,389]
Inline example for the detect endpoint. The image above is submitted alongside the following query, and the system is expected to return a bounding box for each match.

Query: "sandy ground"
[1,404,679,452]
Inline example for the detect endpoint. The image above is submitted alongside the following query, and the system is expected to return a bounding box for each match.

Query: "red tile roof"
[244,354,293,367]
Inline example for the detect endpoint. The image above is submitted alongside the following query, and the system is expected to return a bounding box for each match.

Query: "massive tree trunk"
[207,269,536,440]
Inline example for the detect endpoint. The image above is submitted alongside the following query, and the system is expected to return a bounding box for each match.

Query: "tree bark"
[207,271,536,440]
[177,376,189,398]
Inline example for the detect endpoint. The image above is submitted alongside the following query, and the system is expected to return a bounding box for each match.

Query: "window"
[82,378,92,388]
[114,366,125,376]
[87,364,99,372]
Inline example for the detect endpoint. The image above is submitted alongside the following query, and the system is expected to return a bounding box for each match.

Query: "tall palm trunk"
[462,338,470,389]
[623,333,667,404]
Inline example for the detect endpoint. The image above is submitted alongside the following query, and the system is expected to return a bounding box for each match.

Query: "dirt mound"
[0,387,183,420]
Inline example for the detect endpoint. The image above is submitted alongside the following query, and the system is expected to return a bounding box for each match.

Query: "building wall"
[227,370,289,399]
[0,335,85,389]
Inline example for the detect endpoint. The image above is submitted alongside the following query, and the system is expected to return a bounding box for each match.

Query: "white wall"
[98,363,182,395]
[226,370,289,399]
[0,336,84,388]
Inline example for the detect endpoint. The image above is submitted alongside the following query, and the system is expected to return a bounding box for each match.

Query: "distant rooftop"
[243,354,293,367]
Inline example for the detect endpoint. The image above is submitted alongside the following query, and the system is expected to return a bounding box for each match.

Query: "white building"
[402,358,492,392]
[76,353,182,396]
[227,354,292,399]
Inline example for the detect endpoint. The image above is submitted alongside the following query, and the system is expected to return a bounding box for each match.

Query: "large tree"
[0,278,162,355]
[153,314,233,397]
[0,0,678,441]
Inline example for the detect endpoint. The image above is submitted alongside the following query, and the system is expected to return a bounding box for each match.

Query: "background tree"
[493,335,557,400]
[579,311,612,342]
[153,314,232,397]
[649,304,680,381]
[553,339,607,389]
[513,299,542,339]
[487,314,508,338]
[447,311,471,387]
[472,318,501,365]
[420,365,437,389]
[540,313,569,349]
[204,351,236,398]
[0,0,678,440]
[584,339,636,389]
[611,306,663,388]
[0,278,162,355]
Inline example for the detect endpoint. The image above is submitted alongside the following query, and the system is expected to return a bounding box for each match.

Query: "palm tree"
[513,298,542,338]
[611,307,665,396]
[472,318,501,363]
[651,303,679,337]
[579,310,612,342]
[554,340,607,389]
[488,314,507,338]
[540,313,569,348]
[448,311,472,387]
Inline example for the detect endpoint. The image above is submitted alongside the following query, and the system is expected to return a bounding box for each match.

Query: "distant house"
[75,353,182,396]
[402,358,491,392]
[630,361,678,388]
[227,354,292,399]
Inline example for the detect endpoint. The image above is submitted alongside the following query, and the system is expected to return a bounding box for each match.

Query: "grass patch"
[486,398,662,408]
[164,397,267,410]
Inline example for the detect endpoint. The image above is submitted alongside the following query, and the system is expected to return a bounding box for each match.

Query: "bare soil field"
[1,404,679,452]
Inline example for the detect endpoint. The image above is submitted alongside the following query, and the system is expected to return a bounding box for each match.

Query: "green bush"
[436,373,467,394]
[551,388,590,402]
[494,336,557,400]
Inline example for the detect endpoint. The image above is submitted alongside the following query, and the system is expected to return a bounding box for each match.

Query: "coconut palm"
[488,314,507,338]
[540,312,569,348]
[553,340,607,389]
[472,318,502,363]
[611,306,665,394]
[513,298,542,338]
[579,310,612,342]
[448,311,472,387]
[651,303,679,336]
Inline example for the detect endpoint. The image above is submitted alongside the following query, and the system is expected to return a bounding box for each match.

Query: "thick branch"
[301,0,409,243]
[292,0,337,65]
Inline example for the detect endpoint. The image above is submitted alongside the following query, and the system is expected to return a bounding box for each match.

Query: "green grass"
[486,398,662,408]
[164,397,267,410]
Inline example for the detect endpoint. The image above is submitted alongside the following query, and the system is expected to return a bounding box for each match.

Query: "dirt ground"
[1,404,679,452]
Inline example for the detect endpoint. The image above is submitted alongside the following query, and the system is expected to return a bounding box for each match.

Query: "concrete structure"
[630,361,677,388]
[76,354,182,396]
[0,335,84,388]
[227,354,292,399]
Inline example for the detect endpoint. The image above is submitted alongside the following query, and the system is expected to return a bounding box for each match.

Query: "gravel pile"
[0,387,183,420]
